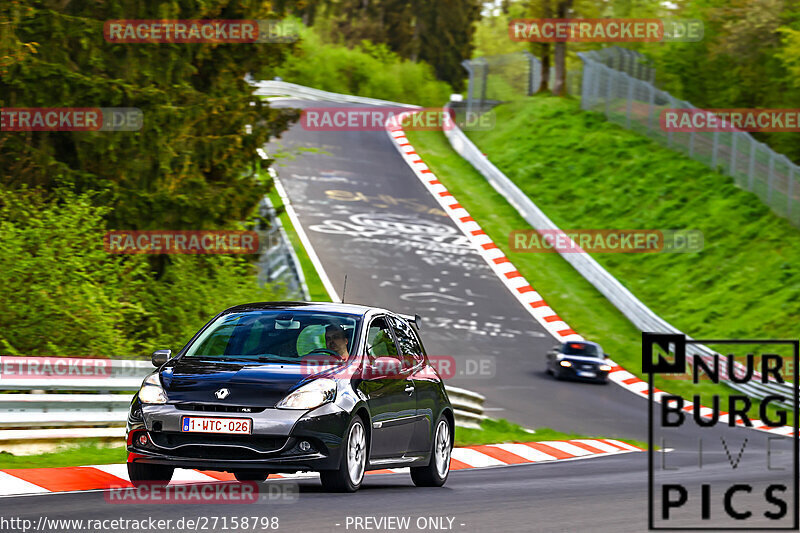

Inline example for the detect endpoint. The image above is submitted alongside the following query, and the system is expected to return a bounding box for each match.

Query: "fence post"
[522,51,535,96]
[789,163,795,219]
[748,138,756,191]
[667,96,675,147]
[462,59,475,118]
[646,84,655,133]
[604,67,613,118]
[479,58,489,111]
[711,129,719,169]
[687,102,695,157]
[729,131,738,178]
[747,136,756,192]
[767,151,775,202]
[625,76,634,129]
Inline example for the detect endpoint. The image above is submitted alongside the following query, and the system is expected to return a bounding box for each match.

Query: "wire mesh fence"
[578,51,800,227]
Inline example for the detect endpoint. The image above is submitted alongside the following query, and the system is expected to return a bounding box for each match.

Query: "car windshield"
[183,310,359,363]
[562,342,601,357]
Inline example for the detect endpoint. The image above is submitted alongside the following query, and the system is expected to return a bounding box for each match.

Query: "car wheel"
[127,462,174,488]
[411,417,452,487]
[234,471,268,482]
[320,415,367,492]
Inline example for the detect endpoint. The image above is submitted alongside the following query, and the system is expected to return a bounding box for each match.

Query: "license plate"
[181,416,252,435]
[577,371,596,378]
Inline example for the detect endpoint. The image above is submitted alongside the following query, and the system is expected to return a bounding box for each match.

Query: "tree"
[308,0,481,91]
[0,0,300,232]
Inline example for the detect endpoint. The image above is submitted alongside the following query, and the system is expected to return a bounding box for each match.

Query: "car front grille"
[175,403,265,414]
[149,432,290,459]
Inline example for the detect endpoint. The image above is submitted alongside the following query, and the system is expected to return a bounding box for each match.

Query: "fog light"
[559,360,572,367]
[137,433,149,446]
[299,440,311,452]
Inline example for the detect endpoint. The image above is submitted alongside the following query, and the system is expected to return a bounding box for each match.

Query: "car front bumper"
[127,402,350,472]
[557,366,609,382]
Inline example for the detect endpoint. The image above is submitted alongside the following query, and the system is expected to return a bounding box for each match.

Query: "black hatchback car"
[126,302,454,492]
[545,340,612,384]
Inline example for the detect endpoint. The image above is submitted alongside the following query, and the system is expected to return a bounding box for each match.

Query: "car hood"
[160,358,332,406]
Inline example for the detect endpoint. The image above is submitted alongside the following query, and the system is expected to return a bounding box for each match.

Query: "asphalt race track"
[6,98,795,532]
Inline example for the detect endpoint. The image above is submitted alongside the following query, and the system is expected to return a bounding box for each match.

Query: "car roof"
[222,301,387,317]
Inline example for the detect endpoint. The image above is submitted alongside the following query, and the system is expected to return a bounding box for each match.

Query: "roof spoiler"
[398,313,422,328]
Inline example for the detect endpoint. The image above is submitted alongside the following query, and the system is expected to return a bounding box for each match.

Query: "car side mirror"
[368,356,402,378]
[604,353,611,359]
[151,349,172,367]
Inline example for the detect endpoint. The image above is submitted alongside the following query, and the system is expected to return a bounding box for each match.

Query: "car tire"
[411,417,452,488]
[127,462,174,488]
[320,415,367,493]
[234,471,269,482]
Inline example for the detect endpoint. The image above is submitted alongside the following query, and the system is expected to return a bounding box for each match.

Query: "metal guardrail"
[256,195,309,299]
[249,77,419,109]
[0,357,486,439]
[441,107,794,406]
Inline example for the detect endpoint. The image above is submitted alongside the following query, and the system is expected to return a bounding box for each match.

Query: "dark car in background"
[126,302,454,492]
[545,340,612,384]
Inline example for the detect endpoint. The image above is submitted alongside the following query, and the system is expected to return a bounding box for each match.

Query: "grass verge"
[404,107,793,426]
[0,440,125,469]
[0,420,645,469]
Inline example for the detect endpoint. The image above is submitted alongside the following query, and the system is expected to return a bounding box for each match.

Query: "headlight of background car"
[138,373,168,404]
[599,364,612,372]
[559,360,572,367]
[276,378,337,410]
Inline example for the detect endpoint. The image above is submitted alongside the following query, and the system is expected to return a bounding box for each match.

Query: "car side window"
[366,317,399,361]
[388,316,424,367]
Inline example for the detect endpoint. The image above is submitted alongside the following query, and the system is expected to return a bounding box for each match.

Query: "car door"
[388,315,433,454]
[360,316,416,459]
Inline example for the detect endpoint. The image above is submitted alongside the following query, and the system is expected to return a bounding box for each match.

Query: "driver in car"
[325,324,350,360]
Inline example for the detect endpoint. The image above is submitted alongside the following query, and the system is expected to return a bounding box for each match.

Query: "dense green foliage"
[0,1,299,356]
[280,0,481,91]
[0,188,280,357]
[1,0,299,232]
[638,0,800,163]
[267,25,453,106]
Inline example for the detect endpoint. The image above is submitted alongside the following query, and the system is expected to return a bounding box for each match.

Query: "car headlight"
[276,378,337,410]
[138,373,168,405]
[599,364,612,372]
[559,360,572,367]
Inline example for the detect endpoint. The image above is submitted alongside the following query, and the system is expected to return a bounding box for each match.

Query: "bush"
[0,188,281,357]
[267,26,453,107]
